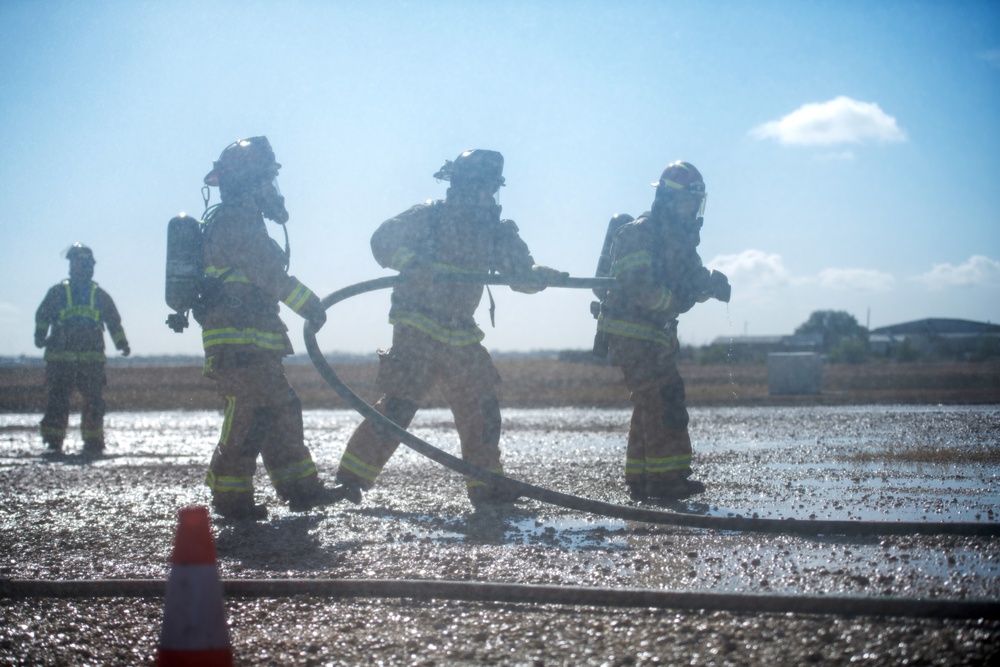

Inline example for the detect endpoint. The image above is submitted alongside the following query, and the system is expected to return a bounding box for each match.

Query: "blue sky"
[2,0,998,358]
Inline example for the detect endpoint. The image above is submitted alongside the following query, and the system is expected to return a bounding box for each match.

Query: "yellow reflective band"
[610,250,652,278]
[465,467,505,489]
[625,458,646,474]
[282,282,312,313]
[339,451,381,483]
[269,457,318,485]
[650,287,674,313]
[431,262,482,276]
[205,266,251,284]
[597,316,677,348]
[59,281,100,323]
[220,396,236,445]
[390,311,485,346]
[645,454,692,474]
[202,327,287,351]
[389,247,416,271]
[205,470,254,493]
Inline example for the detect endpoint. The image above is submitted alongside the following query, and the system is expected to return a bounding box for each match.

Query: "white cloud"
[817,268,895,291]
[751,96,907,146]
[707,249,791,289]
[913,255,1000,289]
[979,49,1000,69]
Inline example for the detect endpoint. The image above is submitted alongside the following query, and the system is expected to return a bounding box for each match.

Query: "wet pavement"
[1,405,998,665]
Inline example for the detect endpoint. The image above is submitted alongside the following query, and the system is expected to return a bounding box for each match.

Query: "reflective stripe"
[625,458,646,475]
[282,281,312,313]
[205,265,251,284]
[645,453,692,474]
[41,426,66,439]
[431,261,482,276]
[466,467,505,489]
[649,287,674,312]
[205,470,253,493]
[220,396,236,445]
[44,350,107,362]
[389,247,416,270]
[202,327,287,351]
[597,316,676,348]
[610,250,651,278]
[339,451,381,483]
[269,457,318,485]
[59,281,100,324]
[609,248,673,311]
[81,428,103,440]
[390,311,485,346]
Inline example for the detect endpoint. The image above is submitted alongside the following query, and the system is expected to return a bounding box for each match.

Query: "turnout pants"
[336,325,505,498]
[40,361,106,450]
[205,357,322,511]
[608,335,693,491]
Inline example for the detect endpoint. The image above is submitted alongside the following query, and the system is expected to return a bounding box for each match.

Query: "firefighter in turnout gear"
[198,136,348,520]
[34,244,130,456]
[596,161,730,500]
[335,149,567,507]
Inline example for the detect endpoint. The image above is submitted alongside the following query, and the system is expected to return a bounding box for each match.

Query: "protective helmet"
[203,136,281,187]
[651,161,705,194]
[652,161,706,218]
[433,149,505,189]
[65,243,95,263]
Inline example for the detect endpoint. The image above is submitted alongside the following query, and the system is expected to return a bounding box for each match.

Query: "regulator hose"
[305,274,1000,538]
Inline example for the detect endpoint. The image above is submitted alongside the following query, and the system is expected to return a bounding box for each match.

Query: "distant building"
[708,333,822,362]
[868,318,1000,359]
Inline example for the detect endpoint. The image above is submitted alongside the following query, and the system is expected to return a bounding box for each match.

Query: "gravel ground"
[1,405,999,666]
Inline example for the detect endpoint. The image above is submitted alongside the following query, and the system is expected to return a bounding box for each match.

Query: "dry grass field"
[1,359,998,413]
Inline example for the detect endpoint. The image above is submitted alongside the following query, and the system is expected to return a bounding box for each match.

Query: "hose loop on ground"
[305,274,1000,538]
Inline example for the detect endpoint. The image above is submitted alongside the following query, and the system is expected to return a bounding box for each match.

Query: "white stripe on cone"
[159,563,230,650]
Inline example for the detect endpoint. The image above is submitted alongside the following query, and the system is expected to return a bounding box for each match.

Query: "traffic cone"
[156,505,233,666]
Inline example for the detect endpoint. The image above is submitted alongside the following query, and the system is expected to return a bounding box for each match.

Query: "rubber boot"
[645,477,706,500]
[83,439,104,457]
[288,484,361,512]
[42,439,63,457]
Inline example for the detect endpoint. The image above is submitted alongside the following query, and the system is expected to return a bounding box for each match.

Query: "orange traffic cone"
[156,505,233,666]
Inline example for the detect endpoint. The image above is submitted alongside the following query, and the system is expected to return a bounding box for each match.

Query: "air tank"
[165,214,203,314]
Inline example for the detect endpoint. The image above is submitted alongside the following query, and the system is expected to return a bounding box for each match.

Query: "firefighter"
[596,161,730,500]
[34,243,130,456]
[334,149,567,507]
[198,136,348,520]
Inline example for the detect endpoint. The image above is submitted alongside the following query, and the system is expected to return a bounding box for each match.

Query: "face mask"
[256,176,289,224]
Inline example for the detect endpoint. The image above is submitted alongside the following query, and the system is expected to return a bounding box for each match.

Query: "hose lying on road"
[2,578,997,620]
[305,274,1000,538]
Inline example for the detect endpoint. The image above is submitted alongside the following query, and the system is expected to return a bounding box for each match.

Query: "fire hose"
[4,275,997,621]
[304,274,1000,539]
[1,578,997,620]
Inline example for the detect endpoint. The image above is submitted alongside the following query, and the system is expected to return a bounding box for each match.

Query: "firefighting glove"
[119,342,131,357]
[709,270,731,303]
[301,301,327,333]
[34,332,46,349]
[305,309,327,334]
[511,265,570,293]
